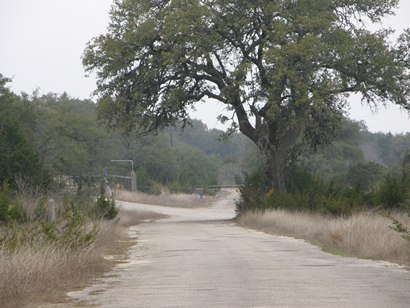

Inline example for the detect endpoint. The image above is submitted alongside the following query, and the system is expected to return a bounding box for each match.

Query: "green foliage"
[94,196,118,220]
[377,174,406,208]
[0,76,241,196]
[34,196,48,221]
[284,167,372,216]
[2,71,410,222]
[173,145,219,189]
[0,76,49,189]
[377,166,410,210]
[114,133,222,194]
[0,182,25,223]
[36,197,98,250]
[376,152,410,209]
[92,182,118,220]
[0,119,47,187]
[301,119,366,181]
[30,93,116,178]
[238,148,410,216]
[236,171,269,213]
[345,162,386,191]
[237,165,381,216]
[0,195,98,253]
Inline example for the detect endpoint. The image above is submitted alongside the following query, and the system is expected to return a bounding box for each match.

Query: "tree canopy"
[0,75,49,188]
[84,0,409,190]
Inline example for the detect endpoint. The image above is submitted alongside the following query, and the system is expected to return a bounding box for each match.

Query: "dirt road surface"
[68,190,410,307]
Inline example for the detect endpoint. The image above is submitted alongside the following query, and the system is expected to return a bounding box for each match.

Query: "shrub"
[236,170,269,213]
[377,173,408,209]
[345,161,385,190]
[0,182,25,223]
[91,181,118,220]
[236,167,370,216]
[94,196,118,220]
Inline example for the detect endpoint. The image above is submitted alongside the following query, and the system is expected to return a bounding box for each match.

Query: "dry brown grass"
[237,210,410,266]
[0,221,113,307]
[115,189,215,208]
[0,208,165,307]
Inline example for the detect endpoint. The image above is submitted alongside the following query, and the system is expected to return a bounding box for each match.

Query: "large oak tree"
[83,0,410,191]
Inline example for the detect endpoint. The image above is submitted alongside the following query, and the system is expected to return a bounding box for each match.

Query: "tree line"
[0,75,251,195]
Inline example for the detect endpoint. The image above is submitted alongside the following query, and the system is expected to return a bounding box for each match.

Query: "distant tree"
[173,144,219,188]
[167,119,252,160]
[84,0,410,191]
[361,131,410,167]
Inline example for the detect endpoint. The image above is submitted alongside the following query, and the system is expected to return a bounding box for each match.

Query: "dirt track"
[68,190,410,307]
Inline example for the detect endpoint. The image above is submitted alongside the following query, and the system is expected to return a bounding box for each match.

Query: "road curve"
[68,190,410,307]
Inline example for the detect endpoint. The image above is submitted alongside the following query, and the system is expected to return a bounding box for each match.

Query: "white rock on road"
[68,190,410,307]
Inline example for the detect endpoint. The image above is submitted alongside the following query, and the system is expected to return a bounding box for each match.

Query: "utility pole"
[110,160,137,192]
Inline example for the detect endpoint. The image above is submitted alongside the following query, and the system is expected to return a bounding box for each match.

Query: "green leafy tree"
[31,93,119,180]
[0,75,49,188]
[84,0,410,191]
[132,136,220,191]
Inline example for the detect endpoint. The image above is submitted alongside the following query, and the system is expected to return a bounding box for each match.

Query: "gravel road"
[68,190,410,307]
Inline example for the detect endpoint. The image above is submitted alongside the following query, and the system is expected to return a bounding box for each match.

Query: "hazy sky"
[0,0,409,134]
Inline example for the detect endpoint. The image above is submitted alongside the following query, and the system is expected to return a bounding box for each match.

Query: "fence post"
[105,177,113,198]
[131,170,137,192]
[48,198,56,222]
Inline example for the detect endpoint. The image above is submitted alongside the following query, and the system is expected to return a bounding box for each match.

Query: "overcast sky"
[0,0,409,134]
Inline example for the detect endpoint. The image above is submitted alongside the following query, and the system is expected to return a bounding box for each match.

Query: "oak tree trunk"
[259,144,288,192]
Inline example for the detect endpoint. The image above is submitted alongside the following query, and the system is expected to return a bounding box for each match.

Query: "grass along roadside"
[237,210,410,266]
[0,208,166,308]
[115,189,217,208]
